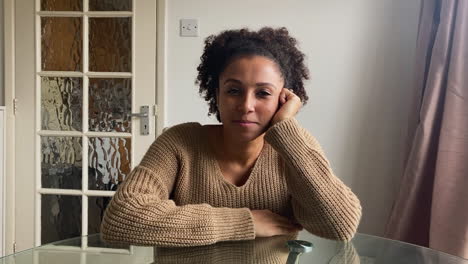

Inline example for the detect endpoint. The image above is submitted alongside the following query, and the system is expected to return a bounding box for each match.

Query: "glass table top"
[2,232,466,263]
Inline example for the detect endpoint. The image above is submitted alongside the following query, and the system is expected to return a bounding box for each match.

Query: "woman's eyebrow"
[223,78,242,85]
[223,79,277,89]
[256,82,277,89]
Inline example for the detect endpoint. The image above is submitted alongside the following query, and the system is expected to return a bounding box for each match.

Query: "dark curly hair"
[196,27,310,122]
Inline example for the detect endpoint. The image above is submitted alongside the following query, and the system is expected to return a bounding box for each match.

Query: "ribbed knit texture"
[101,118,362,247]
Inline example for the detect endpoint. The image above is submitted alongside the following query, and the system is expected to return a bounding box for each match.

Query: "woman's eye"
[257,91,271,97]
[227,88,240,95]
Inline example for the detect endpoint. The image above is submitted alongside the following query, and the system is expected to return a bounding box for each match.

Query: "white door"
[10,0,164,253]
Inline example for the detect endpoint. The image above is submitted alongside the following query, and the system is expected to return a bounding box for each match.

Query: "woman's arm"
[100,128,255,247]
[264,118,362,241]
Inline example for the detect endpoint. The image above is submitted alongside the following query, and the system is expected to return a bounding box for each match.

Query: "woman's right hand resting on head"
[251,209,303,237]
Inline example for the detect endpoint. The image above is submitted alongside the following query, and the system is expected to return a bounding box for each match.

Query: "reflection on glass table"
[2,232,467,264]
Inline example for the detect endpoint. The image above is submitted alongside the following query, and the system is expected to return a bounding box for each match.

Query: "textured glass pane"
[42,17,82,71]
[89,0,132,11]
[41,137,82,189]
[89,18,131,72]
[41,195,82,245]
[41,0,82,11]
[41,77,82,131]
[89,78,131,132]
[88,137,131,191]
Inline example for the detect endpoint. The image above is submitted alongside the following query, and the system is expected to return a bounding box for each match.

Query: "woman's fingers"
[279,89,287,104]
[267,210,297,228]
[276,226,298,235]
[271,213,290,224]
[272,88,303,125]
[282,88,299,101]
[268,211,299,227]
[251,209,302,237]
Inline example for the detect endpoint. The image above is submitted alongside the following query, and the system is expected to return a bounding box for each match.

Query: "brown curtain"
[385,0,468,259]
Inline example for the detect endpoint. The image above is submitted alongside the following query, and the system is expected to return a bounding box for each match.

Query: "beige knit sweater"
[101,118,362,247]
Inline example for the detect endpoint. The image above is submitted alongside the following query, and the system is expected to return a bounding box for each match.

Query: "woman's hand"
[251,209,303,237]
[271,88,302,125]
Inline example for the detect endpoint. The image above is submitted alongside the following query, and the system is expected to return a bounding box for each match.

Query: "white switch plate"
[180,19,199,37]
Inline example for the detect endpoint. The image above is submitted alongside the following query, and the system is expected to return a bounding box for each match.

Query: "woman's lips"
[233,120,257,127]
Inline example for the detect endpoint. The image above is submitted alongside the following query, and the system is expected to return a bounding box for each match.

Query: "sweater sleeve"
[100,127,255,247]
[264,118,362,241]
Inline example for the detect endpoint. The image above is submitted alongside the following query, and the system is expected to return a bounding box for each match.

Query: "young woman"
[101,27,362,247]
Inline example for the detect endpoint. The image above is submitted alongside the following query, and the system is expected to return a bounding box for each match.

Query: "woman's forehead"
[219,56,284,84]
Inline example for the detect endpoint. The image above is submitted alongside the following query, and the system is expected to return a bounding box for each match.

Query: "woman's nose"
[237,94,255,113]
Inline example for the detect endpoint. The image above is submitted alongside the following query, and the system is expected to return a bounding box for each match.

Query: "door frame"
[3,0,168,255]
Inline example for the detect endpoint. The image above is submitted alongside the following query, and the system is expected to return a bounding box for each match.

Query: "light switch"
[180,19,199,37]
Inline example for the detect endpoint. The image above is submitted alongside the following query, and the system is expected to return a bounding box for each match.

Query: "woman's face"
[217,55,284,141]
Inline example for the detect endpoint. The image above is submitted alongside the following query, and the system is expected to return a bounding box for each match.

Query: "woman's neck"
[214,126,264,166]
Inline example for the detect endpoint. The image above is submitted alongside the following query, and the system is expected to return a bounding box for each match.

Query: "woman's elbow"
[300,204,362,241]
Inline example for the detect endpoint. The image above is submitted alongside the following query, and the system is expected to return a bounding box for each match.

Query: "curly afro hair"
[196,27,310,122]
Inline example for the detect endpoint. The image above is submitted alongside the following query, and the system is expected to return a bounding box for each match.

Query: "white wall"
[0,0,4,106]
[166,0,421,236]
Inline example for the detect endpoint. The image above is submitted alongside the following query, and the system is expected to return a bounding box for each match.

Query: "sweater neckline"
[202,124,268,189]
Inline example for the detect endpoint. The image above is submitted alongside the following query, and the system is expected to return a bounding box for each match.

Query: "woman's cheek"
[270,98,280,115]
[262,101,279,123]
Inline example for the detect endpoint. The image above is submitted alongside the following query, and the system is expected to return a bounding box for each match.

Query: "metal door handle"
[129,112,148,118]
[130,106,149,135]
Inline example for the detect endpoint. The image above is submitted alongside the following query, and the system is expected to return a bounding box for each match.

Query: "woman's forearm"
[101,166,255,247]
[265,118,362,240]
